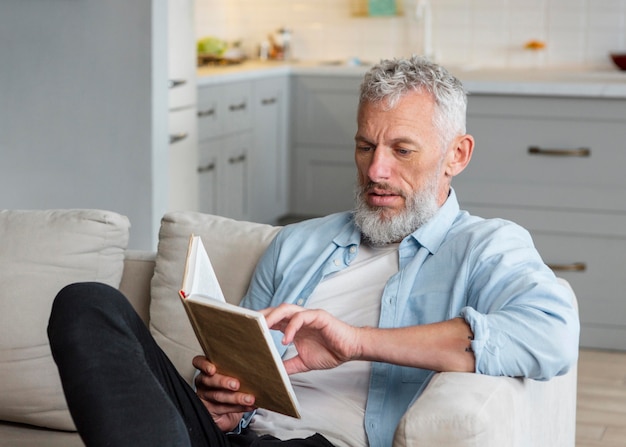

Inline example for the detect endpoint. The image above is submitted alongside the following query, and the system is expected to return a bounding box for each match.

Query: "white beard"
[353,178,440,246]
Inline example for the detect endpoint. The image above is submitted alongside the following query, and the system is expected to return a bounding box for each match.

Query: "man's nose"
[367,148,393,182]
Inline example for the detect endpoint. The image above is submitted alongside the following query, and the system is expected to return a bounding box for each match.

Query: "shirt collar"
[407,188,460,254]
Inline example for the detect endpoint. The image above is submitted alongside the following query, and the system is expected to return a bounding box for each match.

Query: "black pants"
[47,282,334,447]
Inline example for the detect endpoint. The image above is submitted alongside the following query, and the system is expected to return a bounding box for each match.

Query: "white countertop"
[197,60,626,98]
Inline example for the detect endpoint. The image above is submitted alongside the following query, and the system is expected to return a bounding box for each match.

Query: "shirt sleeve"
[459,222,580,380]
[240,231,282,311]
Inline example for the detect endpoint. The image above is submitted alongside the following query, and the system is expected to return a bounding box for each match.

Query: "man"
[48,56,579,447]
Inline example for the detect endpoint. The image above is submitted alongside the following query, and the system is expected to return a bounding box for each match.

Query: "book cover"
[179,235,301,418]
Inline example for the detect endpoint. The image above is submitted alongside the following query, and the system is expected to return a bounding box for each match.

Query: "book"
[179,235,301,418]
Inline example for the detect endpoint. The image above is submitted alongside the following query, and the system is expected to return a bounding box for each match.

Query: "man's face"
[354,90,450,230]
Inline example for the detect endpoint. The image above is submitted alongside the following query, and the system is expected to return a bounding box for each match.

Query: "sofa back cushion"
[149,211,281,383]
[0,209,130,431]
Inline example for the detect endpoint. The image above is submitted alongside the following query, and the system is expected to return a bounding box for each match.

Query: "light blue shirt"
[240,189,579,447]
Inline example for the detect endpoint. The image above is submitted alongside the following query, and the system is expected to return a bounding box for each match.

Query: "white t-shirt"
[250,243,399,446]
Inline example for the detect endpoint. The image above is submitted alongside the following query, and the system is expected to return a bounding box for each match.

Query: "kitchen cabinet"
[454,94,626,350]
[290,72,626,350]
[290,75,361,216]
[197,75,288,223]
[168,0,198,213]
[197,81,252,221]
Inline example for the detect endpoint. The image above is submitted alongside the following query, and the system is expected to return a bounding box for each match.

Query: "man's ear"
[445,134,474,178]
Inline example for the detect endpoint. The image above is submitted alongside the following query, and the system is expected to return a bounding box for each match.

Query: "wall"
[195,0,626,69]
[0,0,168,250]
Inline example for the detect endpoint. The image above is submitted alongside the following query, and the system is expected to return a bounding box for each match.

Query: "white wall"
[0,0,169,250]
[195,0,626,69]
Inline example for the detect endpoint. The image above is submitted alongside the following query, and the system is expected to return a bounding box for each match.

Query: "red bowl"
[610,52,626,70]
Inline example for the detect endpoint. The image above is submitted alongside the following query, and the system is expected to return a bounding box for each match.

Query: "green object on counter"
[368,0,396,16]
[197,36,227,56]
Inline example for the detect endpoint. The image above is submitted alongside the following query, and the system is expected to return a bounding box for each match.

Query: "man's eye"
[357,145,373,152]
[396,148,412,156]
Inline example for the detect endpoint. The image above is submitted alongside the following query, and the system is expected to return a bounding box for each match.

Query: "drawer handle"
[547,262,587,272]
[198,108,216,118]
[229,102,247,112]
[169,133,188,145]
[169,79,187,89]
[261,97,277,106]
[228,154,246,164]
[197,162,216,173]
[528,146,591,157]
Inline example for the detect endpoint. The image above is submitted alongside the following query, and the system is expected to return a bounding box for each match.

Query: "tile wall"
[195,0,626,69]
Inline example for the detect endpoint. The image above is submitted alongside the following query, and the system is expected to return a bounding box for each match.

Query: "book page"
[182,235,225,302]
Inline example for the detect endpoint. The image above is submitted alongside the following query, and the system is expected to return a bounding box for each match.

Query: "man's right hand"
[192,355,257,432]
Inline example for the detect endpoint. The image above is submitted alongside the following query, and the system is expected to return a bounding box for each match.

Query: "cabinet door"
[290,75,361,216]
[198,85,221,140]
[292,147,357,216]
[222,82,253,135]
[218,133,250,221]
[250,76,289,223]
[168,0,196,109]
[197,140,219,215]
[169,107,198,212]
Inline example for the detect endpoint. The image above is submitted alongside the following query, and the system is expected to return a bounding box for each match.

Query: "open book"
[179,235,301,418]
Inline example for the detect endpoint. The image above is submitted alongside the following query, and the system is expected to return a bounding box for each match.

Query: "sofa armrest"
[394,278,578,447]
[393,367,577,447]
[119,250,156,325]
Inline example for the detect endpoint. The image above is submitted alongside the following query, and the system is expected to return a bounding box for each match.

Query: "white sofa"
[0,209,578,446]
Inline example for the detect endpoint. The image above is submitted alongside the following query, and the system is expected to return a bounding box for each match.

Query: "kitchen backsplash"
[195,0,626,69]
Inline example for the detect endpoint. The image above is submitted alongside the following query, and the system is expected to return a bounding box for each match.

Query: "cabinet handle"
[261,97,277,106]
[546,262,587,272]
[228,154,246,164]
[197,162,216,173]
[197,108,216,118]
[169,79,187,89]
[169,133,188,145]
[228,102,247,112]
[528,146,591,157]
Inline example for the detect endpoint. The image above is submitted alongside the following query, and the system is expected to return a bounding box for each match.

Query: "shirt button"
[349,246,356,253]
[296,298,305,306]
[334,259,340,266]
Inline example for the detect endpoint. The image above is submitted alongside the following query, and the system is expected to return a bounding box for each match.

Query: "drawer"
[198,82,253,141]
[457,95,626,213]
[532,232,626,350]
[459,203,626,350]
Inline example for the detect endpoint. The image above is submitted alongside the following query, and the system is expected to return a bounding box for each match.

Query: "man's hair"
[359,55,468,150]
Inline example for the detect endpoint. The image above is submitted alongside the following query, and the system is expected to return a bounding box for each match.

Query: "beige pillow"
[0,209,130,430]
[149,211,280,383]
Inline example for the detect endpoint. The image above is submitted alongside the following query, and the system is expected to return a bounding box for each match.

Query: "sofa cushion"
[149,212,281,383]
[0,209,130,431]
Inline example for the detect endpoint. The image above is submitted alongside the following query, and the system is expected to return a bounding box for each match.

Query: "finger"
[196,386,256,409]
[192,355,217,376]
[280,309,324,344]
[262,303,303,325]
[282,355,309,375]
[195,368,241,393]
